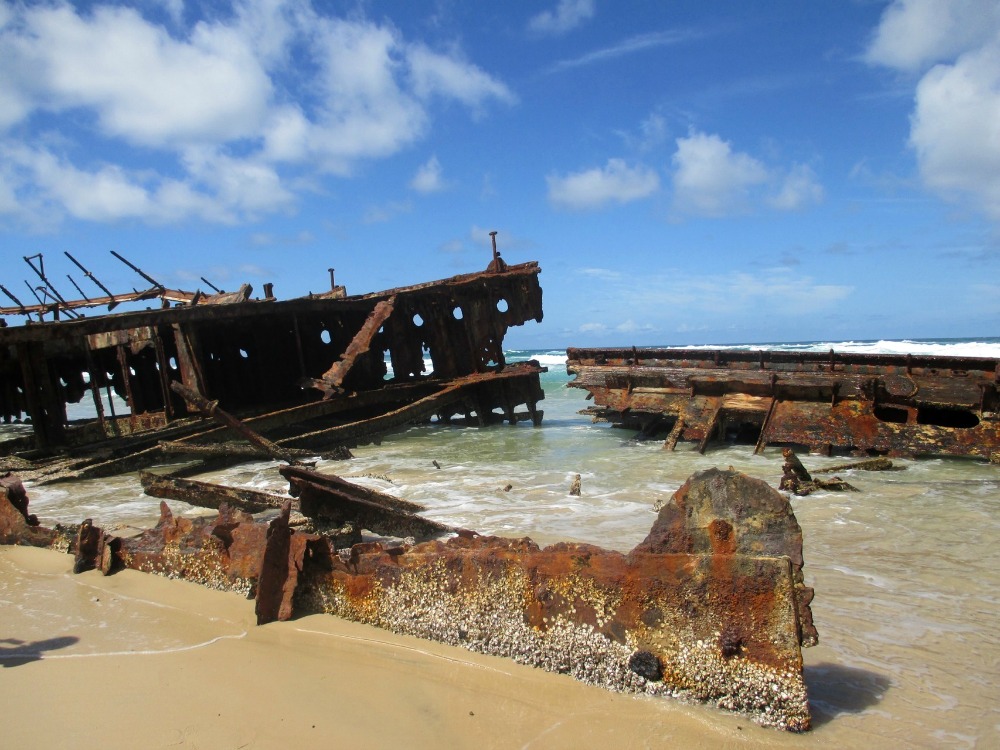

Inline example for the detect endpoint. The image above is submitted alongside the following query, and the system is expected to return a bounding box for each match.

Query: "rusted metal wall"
[0,263,543,450]
[567,347,1000,461]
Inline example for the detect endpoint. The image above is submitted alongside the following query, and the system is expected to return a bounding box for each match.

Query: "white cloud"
[671,132,768,217]
[0,1,514,226]
[866,0,1000,220]
[299,17,429,173]
[528,0,595,36]
[670,131,822,217]
[546,29,700,74]
[910,41,1000,219]
[410,156,448,193]
[181,147,295,218]
[635,112,668,151]
[615,319,655,334]
[865,0,1000,72]
[579,322,608,333]
[1,140,295,225]
[407,43,516,109]
[575,267,623,281]
[249,230,314,247]
[439,238,465,254]
[547,159,660,210]
[1,4,271,146]
[3,143,149,222]
[579,266,853,321]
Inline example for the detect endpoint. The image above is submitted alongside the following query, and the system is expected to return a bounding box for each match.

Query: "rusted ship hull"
[566,347,1000,461]
[1,466,817,731]
[0,260,545,477]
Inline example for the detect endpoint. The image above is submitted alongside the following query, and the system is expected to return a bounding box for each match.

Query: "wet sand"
[2,545,775,750]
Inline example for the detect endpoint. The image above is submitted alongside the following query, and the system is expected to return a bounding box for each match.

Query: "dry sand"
[1,546,811,750]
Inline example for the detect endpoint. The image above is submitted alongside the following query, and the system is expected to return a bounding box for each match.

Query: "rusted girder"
[139,470,292,514]
[280,465,453,539]
[305,296,396,398]
[567,347,1000,461]
[169,381,299,465]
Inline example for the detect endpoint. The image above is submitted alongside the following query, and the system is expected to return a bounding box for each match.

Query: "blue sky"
[1,0,998,348]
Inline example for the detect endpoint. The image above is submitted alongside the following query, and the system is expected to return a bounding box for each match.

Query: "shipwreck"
[0,246,545,481]
[1,463,819,732]
[566,347,1000,462]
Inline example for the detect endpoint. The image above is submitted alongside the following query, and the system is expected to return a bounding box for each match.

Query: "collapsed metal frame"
[0,260,545,455]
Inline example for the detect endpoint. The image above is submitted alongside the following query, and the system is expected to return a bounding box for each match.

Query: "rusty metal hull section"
[566,347,1000,461]
[1,467,816,731]
[0,262,544,461]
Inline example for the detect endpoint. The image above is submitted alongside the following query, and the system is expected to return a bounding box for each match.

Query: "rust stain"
[0,251,546,481]
[567,347,1000,461]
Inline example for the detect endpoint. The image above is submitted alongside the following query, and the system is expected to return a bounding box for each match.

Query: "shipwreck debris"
[280,465,454,540]
[566,347,1000,462]
[811,456,896,474]
[2,467,818,731]
[168,381,303,466]
[569,473,582,496]
[0,251,546,481]
[139,471,290,514]
[0,472,67,548]
[779,449,860,496]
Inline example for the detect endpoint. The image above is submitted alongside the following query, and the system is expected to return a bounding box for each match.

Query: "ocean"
[21,338,1000,747]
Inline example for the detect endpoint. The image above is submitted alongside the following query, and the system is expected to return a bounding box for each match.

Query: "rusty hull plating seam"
[566,346,1000,461]
[0,262,544,455]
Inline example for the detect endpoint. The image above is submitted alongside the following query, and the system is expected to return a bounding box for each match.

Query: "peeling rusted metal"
[0,257,545,481]
[567,347,1000,461]
[0,467,817,730]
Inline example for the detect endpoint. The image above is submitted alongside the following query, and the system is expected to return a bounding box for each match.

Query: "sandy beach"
[3,545,778,750]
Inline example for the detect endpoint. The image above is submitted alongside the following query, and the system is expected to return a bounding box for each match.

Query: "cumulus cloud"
[671,132,767,216]
[1,4,271,147]
[0,140,295,225]
[867,0,1000,220]
[671,131,822,217]
[909,42,1000,218]
[547,158,660,210]
[865,0,1000,72]
[528,0,595,36]
[0,1,514,226]
[409,156,448,193]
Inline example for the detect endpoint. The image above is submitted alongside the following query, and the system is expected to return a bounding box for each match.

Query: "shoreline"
[2,545,773,749]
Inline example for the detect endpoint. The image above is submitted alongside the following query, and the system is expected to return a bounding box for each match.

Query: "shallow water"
[21,342,1000,747]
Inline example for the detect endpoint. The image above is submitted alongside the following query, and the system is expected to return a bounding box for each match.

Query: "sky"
[1,0,999,349]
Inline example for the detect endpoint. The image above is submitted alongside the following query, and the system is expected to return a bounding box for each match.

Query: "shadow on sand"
[805,662,892,728]
[0,636,79,667]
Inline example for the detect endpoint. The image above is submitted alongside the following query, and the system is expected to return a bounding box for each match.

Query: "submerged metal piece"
[1,467,817,731]
[566,347,1000,461]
